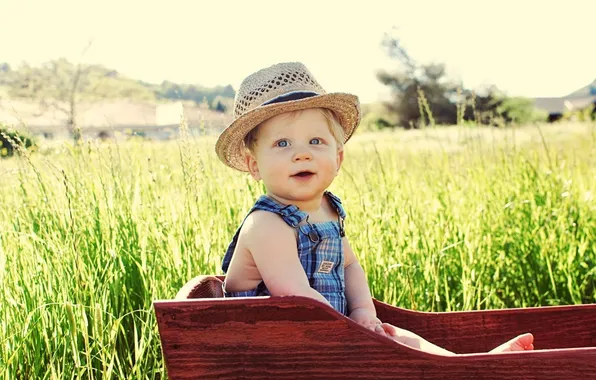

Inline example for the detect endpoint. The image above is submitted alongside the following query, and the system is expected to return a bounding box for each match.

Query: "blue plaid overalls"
[222,191,347,315]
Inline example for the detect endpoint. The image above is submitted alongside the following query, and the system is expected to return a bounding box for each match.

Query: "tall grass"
[1,122,595,378]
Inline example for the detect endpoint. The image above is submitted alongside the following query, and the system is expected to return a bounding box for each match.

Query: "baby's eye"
[276,139,289,148]
[309,138,321,145]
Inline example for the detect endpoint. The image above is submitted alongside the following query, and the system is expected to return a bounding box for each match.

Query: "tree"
[220,84,235,98]
[211,95,233,114]
[8,58,91,142]
[378,30,548,128]
[199,96,210,109]
[6,58,155,143]
[215,100,225,113]
[0,63,10,99]
[377,32,460,128]
[156,82,235,107]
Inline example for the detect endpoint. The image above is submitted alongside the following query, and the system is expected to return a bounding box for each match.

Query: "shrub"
[495,96,548,124]
[0,125,36,157]
[563,104,596,122]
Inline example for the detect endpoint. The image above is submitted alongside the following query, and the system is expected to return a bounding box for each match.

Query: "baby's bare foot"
[489,333,534,353]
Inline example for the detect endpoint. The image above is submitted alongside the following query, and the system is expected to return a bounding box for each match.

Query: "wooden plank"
[154,296,596,379]
[174,275,596,352]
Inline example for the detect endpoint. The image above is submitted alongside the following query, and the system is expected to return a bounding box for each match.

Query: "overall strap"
[253,195,309,228]
[221,195,308,272]
[324,191,346,237]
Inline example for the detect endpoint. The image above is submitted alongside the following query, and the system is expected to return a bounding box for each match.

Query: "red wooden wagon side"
[154,275,596,379]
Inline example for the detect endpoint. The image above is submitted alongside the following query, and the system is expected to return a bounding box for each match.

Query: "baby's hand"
[349,308,387,337]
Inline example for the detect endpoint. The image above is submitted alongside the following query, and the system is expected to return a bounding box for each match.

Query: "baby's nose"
[293,150,312,161]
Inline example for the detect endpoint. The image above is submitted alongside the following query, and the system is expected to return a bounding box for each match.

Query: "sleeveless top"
[221,191,347,315]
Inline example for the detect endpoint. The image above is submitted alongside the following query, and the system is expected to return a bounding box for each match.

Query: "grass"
[1,122,595,378]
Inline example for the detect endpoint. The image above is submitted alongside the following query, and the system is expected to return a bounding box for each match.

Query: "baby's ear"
[246,153,261,181]
[336,147,344,174]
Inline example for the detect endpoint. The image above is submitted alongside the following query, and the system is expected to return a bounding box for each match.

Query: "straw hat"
[215,62,361,171]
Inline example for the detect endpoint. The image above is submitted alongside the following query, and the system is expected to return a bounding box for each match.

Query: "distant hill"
[0,60,235,113]
[565,79,596,98]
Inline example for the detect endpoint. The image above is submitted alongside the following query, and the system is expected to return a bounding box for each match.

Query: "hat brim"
[215,92,361,172]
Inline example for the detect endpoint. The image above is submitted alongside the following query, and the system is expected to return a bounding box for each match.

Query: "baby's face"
[246,108,343,205]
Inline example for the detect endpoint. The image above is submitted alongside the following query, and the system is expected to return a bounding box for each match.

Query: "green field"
[1,123,595,378]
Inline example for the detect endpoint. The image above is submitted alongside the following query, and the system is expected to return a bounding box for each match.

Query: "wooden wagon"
[154,275,596,379]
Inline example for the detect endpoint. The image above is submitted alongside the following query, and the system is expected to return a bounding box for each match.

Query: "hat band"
[261,91,319,106]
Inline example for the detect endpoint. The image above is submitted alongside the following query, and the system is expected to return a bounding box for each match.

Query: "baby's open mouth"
[292,171,315,178]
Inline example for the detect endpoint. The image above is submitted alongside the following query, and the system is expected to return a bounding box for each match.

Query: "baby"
[216,62,533,355]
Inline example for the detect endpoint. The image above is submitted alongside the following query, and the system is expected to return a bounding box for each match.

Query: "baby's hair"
[243,108,345,153]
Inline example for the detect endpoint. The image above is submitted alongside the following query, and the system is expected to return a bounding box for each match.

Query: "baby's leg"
[380,323,534,355]
[380,323,455,356]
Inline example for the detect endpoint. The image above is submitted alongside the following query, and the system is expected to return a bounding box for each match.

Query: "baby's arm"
[343,238,385,332]
[343,239,454,355]
[242,211,332,307]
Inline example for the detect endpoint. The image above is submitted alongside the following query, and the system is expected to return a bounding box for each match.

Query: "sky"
[3,0,595,103]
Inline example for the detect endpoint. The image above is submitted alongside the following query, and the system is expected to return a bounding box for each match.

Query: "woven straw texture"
[215,62,361,171]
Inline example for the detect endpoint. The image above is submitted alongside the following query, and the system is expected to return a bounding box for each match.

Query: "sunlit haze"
[3,0,594,103]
